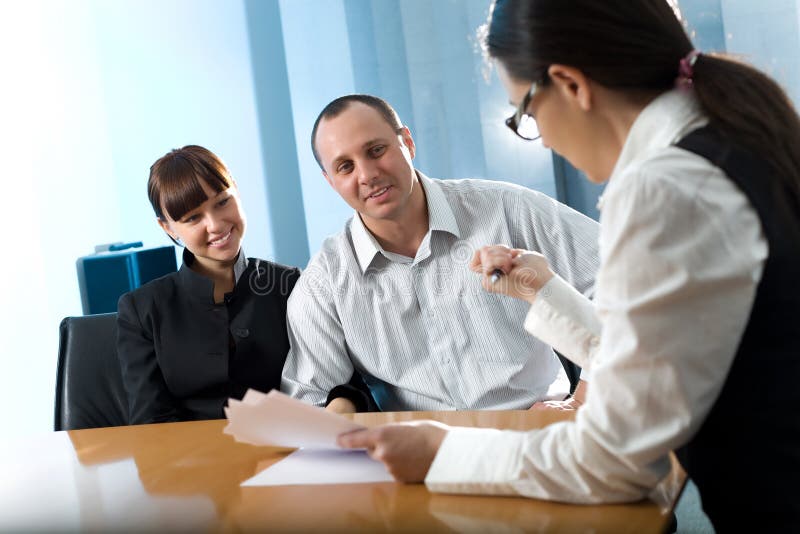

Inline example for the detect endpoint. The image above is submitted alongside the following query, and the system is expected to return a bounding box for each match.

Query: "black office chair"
[54,313,129,430]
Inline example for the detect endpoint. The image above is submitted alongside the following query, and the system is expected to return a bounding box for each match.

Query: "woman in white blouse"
[338,0,800,530]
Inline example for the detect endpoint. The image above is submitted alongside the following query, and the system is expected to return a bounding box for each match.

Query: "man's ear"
[547,64,593,111]
[399,126,416,159]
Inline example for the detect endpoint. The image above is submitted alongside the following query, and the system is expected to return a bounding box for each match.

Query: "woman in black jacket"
[117,145,369,424]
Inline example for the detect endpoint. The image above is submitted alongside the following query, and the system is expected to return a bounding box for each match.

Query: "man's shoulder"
[431,177,556,217]
[308,221,355,265]
[295,219,358,287]
[435,176,547,201]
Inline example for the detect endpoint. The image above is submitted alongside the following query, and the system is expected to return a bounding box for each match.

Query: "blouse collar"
[177,248,249,303]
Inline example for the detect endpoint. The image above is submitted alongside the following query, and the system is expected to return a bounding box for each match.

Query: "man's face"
[315,102,418,226]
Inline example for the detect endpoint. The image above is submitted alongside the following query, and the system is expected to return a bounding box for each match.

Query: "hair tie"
[676,50,700,89]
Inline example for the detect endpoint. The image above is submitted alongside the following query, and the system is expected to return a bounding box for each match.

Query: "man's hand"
[326,397,357,414]
[469,245,554,304]
[337,421,450,482]
[529,379,588,412]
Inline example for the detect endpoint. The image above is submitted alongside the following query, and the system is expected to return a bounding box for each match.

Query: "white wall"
[0,0,272,436]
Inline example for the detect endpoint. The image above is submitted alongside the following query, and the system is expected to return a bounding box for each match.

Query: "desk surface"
[1,410,684,532]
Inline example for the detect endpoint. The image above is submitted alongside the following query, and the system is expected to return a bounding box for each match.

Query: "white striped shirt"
[282,173,599,411]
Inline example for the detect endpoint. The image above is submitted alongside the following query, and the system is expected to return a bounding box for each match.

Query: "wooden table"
[0,410,685,532]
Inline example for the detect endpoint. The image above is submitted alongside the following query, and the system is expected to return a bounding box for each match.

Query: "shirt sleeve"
[281,258,357,407]
[116,292,182,424]
[426,166,765,503]
[511,184,600,383]
[513,188,600,300]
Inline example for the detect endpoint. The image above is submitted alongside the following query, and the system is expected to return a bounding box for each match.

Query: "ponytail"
[691,53,800,208]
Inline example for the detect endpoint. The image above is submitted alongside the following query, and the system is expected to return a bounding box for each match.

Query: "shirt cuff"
[425,427,527,496]
[524,275,601,371]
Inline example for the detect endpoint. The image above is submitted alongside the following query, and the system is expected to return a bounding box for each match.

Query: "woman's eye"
[218,197,230,207]
[183,214,199,223]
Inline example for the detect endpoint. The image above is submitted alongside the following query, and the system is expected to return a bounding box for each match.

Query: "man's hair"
[310,94,403,171]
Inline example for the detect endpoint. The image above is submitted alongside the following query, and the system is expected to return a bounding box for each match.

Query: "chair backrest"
[54,313,128,431]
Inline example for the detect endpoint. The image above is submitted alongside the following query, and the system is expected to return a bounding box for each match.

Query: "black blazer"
[117,251,300,424]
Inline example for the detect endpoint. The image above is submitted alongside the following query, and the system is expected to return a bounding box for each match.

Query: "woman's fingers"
[474,246,515,276]
[337,428,376,449]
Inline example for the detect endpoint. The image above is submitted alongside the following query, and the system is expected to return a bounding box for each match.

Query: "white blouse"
[425,89,768,503]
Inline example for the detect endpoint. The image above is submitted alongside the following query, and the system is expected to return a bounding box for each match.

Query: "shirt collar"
[349,171,461,273]
[178,248,249,302]
[600,89,707,210]
[423,172,460,238]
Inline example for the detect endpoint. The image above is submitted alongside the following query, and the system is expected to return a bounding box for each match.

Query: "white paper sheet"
[223,389,365,449]
[241,448,394,486]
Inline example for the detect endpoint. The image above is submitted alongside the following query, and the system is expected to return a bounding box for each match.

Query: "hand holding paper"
[223,389,365,449]
[224,389,394,486]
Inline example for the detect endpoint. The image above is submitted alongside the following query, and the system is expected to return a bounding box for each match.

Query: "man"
[282,94,598,413]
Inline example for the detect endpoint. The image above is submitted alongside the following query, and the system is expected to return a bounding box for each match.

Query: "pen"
[490,269,503,284]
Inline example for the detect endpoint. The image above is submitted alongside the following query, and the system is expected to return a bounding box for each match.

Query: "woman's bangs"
[161,158,230,221]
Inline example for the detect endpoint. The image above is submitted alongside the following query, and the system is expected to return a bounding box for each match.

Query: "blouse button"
[235,328,250,338]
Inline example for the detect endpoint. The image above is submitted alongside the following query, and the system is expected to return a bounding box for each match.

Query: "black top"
[117,249,301,424]
[676,127,800,532]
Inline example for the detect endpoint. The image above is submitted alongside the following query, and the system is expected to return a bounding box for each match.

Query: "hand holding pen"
[469,245,554,304]
[490,269,504,284]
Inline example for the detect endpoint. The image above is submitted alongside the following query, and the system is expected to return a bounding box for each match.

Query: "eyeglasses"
[505,82,541,141]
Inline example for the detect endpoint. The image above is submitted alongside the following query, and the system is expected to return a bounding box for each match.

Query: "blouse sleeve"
[523,274,602,371]
[425,164,765,503]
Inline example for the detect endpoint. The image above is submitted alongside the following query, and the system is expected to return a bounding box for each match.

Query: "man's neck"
[362,180,429,259]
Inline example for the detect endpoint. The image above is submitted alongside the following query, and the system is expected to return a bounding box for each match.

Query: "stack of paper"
[224,389,394,486]
[223,389,365,449]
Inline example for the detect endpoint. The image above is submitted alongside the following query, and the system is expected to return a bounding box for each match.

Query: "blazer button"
[235,328,250,338]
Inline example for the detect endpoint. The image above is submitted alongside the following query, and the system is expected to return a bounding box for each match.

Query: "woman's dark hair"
[148,145,233,223]
[483,0,800,206]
